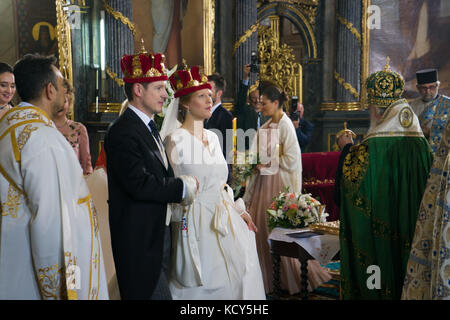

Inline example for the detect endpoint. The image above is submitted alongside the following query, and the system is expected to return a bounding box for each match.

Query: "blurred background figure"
[290,101,314,152]
[54,78,93,175]
[233,64,269,150]
[206,73,233,182]
[0,62,16,118]
[411,69,450,156]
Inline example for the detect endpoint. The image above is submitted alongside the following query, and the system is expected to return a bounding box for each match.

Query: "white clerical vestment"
[0,104,108,300]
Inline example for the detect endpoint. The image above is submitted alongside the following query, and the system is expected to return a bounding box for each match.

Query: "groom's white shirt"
[128,104,198,225]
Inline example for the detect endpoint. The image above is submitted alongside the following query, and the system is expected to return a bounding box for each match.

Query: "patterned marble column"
[335,0,362,103]
[234,0,258,98]
[105,0,134,103]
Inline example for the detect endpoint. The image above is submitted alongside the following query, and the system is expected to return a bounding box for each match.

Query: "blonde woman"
[161,65,265,300]
[54,79,93,175]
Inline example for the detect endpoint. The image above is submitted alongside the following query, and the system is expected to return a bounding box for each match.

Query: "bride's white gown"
[164,128,266,300]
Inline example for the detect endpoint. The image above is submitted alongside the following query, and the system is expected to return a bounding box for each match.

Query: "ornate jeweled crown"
[169,62,211,98]
[120,40,168,84]
[366,57,405,107]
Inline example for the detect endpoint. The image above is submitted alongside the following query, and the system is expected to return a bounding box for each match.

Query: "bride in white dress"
[161,65,265,300]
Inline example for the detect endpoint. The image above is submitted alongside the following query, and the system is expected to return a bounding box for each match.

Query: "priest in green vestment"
[337,60,433,299]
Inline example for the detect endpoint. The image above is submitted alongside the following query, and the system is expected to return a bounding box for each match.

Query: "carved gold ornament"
[257,18,302,103]
[336,14,361,47]
[103,0,137,36]
[233,23,259,55]
[334,71,360,99]
[106,67,124,87]
[56,0,73,87]
[259,0,319,26]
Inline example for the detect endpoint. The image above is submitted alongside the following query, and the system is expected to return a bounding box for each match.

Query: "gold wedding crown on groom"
[120,39,168,83]
[366,57,405,108]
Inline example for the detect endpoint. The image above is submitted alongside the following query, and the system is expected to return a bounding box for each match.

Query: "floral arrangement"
[231,151,259,198]
[266,188,328,231]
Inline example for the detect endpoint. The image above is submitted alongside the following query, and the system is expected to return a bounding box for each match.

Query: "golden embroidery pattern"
[7,111,43,125]
[342,143,369,186]
[91,203,102,300]
[78,194,102,299]
[1,183,21,218]
[398,107,413,129]
[17,124,38,152]
[91,200,100,237]
[64,252,79,300]
[38,263,67,300]
[7,112,26,124]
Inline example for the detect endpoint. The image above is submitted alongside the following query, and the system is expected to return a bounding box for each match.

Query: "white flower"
[277,209,284,218]
[267,209,277,217]
[299,200,307,209]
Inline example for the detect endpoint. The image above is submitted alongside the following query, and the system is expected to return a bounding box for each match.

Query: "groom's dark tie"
[148,119,163,148]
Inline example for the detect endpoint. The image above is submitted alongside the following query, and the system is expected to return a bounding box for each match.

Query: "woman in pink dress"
[243,84,331,295]
[54,79,93,175]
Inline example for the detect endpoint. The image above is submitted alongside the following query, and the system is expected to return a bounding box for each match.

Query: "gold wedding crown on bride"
[169,61,211,98]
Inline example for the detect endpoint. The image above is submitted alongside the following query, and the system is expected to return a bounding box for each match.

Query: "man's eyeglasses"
[418,84,438,91]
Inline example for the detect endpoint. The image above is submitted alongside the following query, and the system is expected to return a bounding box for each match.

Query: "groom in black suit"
[205,73,233,183]
[105,48,197,300]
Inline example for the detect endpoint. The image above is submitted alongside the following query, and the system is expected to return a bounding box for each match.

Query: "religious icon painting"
[15,0,58,59]
[370,0,450,98]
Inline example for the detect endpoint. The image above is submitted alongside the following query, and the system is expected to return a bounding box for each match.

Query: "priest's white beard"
[422,91,438,102]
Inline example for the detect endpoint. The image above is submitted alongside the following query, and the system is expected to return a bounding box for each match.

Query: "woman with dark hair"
[54,79,93,175]
[243,83,331,296]
[160,65,265,300]
[0,62,15,118]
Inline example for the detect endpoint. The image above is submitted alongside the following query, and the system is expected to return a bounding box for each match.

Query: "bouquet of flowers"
[231,151,259,198]
[266,188,328,231]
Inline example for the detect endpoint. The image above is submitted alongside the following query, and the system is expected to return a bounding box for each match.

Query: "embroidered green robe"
[339,99,433,299]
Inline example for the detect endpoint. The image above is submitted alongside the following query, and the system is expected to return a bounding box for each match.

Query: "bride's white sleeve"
[164,134,197,205]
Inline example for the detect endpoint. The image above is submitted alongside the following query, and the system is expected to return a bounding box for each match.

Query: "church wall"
[132,0,203,68]
[180,0,203,68]
[0,0,17,67]
[0,0,18,106]
[132,0,153,52]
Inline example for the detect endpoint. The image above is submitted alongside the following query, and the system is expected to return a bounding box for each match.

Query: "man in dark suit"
[234,64,270,131]
[234,64,270,150]
[205,73,233,182]
[291,103,314,152]
[105,48,198,300]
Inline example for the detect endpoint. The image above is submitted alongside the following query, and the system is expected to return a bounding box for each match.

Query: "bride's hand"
[240,213,257,232]
[256,163,270,172]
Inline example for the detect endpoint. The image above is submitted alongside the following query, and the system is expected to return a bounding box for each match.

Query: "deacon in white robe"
[0,103,109,300]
